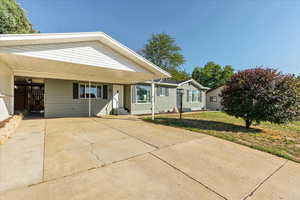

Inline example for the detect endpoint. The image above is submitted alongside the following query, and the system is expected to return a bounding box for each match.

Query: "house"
[124,79,209,115]
[0,32,170,119]
[206,85,225,111]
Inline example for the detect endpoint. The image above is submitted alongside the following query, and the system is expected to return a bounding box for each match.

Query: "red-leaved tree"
[220,68,300,128]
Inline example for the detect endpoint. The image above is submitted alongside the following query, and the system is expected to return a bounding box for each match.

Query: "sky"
[18,0,300,75]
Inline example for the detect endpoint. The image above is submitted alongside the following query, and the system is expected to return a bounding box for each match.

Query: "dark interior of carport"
[14,76,45,117]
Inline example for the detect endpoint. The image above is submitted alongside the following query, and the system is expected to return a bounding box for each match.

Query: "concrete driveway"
[0,117,299,200]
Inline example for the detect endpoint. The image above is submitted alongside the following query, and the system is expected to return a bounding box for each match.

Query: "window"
[79,83,103,99]
[97,86,102,98]
[189,90,201,102]
[136,85,151,103]
[192,90,198,102]
[80,84,86,98]
[89,85,97,98]
[210,96,217,102]
[157,86,169,96]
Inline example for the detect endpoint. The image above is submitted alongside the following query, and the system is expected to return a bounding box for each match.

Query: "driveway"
[0,117,299,200]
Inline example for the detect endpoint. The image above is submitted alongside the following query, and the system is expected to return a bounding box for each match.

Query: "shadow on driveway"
[143,117,261,133]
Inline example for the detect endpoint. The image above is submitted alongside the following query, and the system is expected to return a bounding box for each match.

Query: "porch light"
[178,88,184,120]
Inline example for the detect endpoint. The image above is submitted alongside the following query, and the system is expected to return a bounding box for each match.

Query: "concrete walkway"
[0,117,299,200]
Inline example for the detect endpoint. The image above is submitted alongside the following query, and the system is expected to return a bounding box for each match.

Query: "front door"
[113,85,124,109]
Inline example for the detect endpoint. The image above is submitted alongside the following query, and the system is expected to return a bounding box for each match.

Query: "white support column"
[151,80,155,120]
[88,80,91,117]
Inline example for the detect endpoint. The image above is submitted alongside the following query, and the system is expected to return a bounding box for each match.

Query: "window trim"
[210,96,217,102]
[156,86,170,97]
[135,85,152,104]
[191,90,201,103]
[157,86,167,97]
[78,83,103,99]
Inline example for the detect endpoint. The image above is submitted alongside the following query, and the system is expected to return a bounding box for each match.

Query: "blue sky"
[18,0,300,75]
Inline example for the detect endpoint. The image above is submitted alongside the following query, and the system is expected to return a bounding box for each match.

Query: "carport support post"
[151,80,155,120]
[88,80,91,117]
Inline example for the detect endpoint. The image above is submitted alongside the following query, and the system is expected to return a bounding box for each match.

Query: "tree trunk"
[245,119,252,129]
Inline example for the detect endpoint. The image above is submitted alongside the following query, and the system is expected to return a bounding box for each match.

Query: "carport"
[0,32,169,119]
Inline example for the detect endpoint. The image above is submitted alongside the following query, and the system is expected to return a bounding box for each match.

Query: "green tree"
[140,33,186,81]
[168,67,190,81]
[220,68,300,128]
[192,62,234,88]
[0,0,36,34]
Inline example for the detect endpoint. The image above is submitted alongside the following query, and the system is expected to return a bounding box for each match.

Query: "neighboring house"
[206,85,225,111]
[177,79,210,112]
[0,32,170,119]
[123,79,209,115]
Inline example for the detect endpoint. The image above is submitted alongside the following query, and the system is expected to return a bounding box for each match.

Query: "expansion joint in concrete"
[242,159,289,200]
[149,152,228,200]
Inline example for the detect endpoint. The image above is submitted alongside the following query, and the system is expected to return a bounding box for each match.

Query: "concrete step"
[115,108,129,115]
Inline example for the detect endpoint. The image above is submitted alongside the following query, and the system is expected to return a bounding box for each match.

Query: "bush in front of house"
[220,68,300,128]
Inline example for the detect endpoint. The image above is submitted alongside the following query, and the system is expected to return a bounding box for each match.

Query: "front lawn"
[144,112,300,163]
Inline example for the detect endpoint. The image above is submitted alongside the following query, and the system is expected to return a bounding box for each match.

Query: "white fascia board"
[179,79,210,90]
[0,32,171,79]
[143,81,178,87]
[100,33,171,78]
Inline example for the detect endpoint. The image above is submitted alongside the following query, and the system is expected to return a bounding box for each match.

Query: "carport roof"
[0,32,171,84]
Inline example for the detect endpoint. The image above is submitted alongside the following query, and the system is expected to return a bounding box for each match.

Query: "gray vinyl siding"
[44,79,113,118]
[130,84,177,115]
[206,86,224,111]
[178,82,206,111]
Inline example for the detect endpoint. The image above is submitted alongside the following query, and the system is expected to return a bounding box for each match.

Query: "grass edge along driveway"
[143,112,300,163]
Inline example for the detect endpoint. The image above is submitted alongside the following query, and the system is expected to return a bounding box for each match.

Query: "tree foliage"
[140,33,188,81]
[220,68,300,128]
[168,67,190,81]
[0,0,36,34]
[192,62,234,88]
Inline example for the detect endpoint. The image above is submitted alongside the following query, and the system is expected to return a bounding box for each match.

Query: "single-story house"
[206,85,225,111]
[125,79,209,115]
[0,32,171,120]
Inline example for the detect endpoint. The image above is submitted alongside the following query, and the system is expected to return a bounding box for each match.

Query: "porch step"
[115,108,129,115]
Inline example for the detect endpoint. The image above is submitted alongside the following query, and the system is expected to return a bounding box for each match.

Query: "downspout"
[151,80,155,120]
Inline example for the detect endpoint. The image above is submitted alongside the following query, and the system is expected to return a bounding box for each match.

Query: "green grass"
[143,112,300,163]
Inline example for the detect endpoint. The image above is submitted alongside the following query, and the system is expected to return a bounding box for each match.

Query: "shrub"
[220,68,300,128]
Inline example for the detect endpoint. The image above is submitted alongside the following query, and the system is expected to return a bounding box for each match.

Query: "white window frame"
[136,85,151,104]
[210,96,217,102]
[79,83,103,99]
[191,90,200,103]
[158,86,167,96]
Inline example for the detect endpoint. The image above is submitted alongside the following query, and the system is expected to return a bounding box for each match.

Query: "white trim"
[135,84,151,104]
[157,86,169,97]
[78,83,103,99]
[178,79,210,90]
[191,89,201,103]
[144,81,178,87]
[134,102,152,105]
[0,32,171,79]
